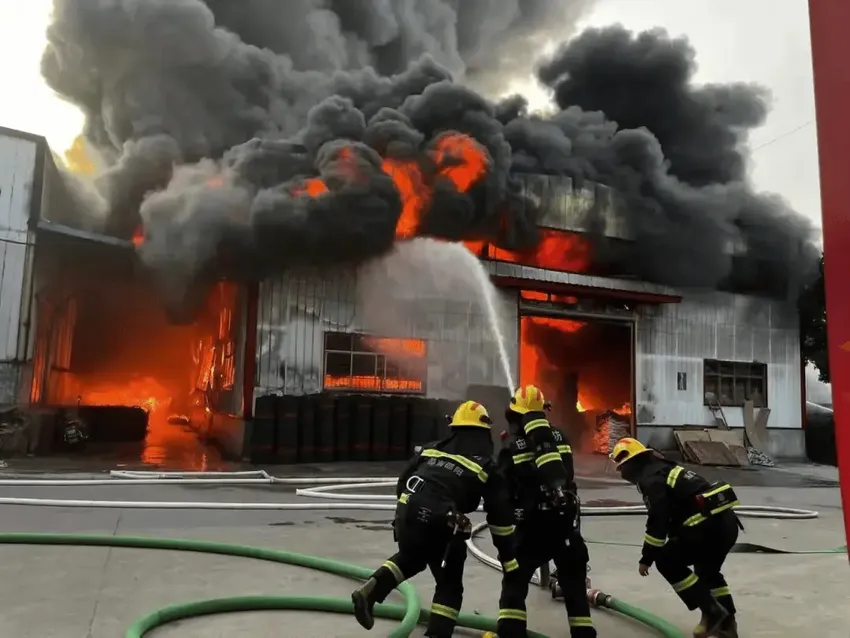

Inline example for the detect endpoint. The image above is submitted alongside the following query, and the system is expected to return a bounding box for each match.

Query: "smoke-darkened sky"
[38,0,819,309]
[568,0,819,233]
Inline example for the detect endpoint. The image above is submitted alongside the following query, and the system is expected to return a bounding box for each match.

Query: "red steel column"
[809,0,850,553]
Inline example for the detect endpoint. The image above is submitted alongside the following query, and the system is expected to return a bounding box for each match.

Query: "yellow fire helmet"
[508,384,550,414]
[610,437,652,467]
[449,400,493,428]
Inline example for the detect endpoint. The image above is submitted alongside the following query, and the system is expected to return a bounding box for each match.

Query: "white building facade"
[253,264,805,459]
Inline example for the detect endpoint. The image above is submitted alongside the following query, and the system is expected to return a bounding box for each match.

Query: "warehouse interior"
[518,291,633,453]
[29,229,241,466]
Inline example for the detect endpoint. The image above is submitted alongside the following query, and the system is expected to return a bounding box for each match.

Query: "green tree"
[798,252,829,382]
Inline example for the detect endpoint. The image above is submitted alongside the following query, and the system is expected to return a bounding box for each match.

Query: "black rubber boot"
[351,578,378,630]
[716,615,738,638]
[701,602,729,637]
[693,610,709,638]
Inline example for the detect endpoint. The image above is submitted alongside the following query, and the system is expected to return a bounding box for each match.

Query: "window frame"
[702,358,768,408]
[322,331,427,395]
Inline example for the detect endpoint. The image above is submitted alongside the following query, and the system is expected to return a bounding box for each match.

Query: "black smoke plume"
[40,2,817,314]
[532,26,818,290]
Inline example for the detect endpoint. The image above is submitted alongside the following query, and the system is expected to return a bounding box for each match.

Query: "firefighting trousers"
[653,511,739,614]
[497,520,596,638]
[365,516,467,637]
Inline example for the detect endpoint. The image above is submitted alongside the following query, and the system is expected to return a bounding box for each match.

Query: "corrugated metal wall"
[255,268,518,401]
[0,134,36,363]
[635,291,802,429]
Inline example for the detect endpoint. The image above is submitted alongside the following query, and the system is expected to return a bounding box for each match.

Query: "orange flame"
[323,375,423,392]
[520,313,633,453]
[433,133,489,192]
[490,228,591,273]
[462,239,486,256]
[526,315,584,334]
[324,336,426,393]
[64,134,97,176]
[362,336,426,357]
[292,177,330,197]
[523,316,586,411]
[75,377,170,414]
[520,290,579,304]
[291,134,489,241]
[580,400,632,415]
[382,158,427,239]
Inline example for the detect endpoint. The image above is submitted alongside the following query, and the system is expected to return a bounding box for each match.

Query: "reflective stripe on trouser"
[569,616,594,627]
[710,583,736,614]
[426,589,463,636]
[368,555,419,604]
[495,606,528,638]
[555,550,597,637]
[498,608,527,622]
[496,568,532,638]
[425,541,467,637]
[654,560,714,611]
[430,603,459,620]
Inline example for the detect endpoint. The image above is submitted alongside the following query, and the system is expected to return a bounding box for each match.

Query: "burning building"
[0,122,807,465]
[0,10,816,465]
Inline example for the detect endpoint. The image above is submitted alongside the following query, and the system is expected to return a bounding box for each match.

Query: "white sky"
[0,0,822,228]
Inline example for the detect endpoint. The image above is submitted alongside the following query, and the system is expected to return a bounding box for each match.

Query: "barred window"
[323,332,427,394]
[703,359,767,408]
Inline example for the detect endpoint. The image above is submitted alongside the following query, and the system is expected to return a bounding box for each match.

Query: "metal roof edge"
[481,259,681,298]
[36,220,134,249]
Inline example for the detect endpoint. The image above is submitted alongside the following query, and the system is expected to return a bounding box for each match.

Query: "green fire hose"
[0,533,687,637]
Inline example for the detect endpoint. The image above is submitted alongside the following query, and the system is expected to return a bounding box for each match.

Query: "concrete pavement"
[0,464,846,637]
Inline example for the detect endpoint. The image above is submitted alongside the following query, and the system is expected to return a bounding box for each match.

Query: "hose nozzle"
[587,588,612,608]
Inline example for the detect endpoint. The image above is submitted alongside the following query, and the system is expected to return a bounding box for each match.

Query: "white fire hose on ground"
[0,470,832,637]
[0,470,820,585]
[0,471,817,519]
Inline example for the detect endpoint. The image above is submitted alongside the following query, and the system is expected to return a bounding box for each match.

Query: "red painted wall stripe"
[809,0,850,556]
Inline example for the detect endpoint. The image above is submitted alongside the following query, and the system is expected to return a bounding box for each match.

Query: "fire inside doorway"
[29,233,242,468]
[519,303,633,454]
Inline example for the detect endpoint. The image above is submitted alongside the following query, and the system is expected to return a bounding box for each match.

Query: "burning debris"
[41,2,818,317]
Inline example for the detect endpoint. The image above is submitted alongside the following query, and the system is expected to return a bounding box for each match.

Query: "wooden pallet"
[673,427,747,467]
[683,440,742,466]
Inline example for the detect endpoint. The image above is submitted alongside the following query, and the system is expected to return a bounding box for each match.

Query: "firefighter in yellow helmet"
[611,437,742,638]
[351,400,520,637]
[494,385,596,638]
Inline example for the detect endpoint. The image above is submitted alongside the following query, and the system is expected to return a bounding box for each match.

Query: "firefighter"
[610,437,742,638]
[350,400,522,637]
[493,385,596,638]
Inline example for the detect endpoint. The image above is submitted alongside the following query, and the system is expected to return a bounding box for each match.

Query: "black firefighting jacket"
[396,428,519,569]
[496,413,576,521]
[635,458,737,566]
